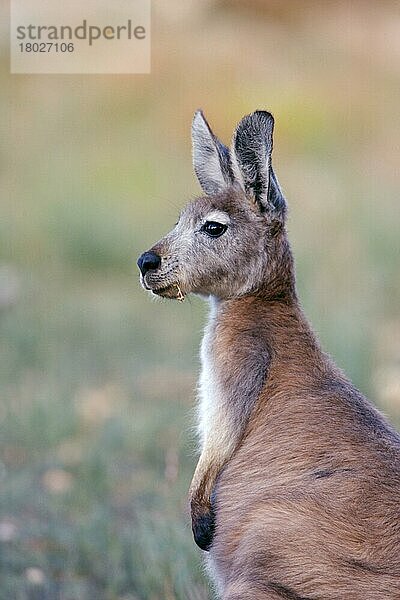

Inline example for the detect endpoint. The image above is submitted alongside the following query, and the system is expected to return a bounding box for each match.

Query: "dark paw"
[192,507,215,551]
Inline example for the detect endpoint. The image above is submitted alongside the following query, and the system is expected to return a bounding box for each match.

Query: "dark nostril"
[137,251,161,276]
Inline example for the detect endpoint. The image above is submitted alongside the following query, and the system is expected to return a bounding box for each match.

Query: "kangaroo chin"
[152,283,185,301]
[138,110,400,600]
[141,273,185,301]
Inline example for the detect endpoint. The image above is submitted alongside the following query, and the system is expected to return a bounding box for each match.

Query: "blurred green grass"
[1,1,399,598]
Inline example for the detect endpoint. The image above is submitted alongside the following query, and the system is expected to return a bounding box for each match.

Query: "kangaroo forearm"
[191,297,270,553]
[190,432,237,504]
[189,414,243,551]
[189,450,228,551]
[194,378,268,509]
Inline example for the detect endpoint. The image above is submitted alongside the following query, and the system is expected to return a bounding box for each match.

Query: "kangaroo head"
[138,110,294,301]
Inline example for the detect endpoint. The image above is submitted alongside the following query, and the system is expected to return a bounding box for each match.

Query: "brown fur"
[209,294,400,598]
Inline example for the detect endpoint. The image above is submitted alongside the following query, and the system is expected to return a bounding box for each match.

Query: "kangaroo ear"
[231,111,286,216]
[192,110,234,195]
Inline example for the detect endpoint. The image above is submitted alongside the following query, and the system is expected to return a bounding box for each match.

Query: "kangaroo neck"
[207,293,328,381]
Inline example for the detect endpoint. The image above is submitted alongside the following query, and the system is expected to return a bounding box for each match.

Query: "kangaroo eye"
[201,221,227,238]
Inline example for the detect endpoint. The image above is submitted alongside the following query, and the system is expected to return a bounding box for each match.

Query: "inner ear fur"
[192,110,234,196]
[231,111,286,216]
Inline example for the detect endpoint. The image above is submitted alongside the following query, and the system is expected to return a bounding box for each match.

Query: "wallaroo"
[137,111,400,599]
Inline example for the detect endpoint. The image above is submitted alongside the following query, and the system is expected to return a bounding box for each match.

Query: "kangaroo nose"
[137,251,161,276]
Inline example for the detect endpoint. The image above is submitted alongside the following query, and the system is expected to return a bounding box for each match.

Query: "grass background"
[1,1,399,598]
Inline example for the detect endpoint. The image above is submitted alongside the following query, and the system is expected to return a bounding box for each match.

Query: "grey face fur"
[139,110,288,301]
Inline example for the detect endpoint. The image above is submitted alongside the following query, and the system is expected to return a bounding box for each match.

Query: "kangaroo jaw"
[152,283,185,301]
